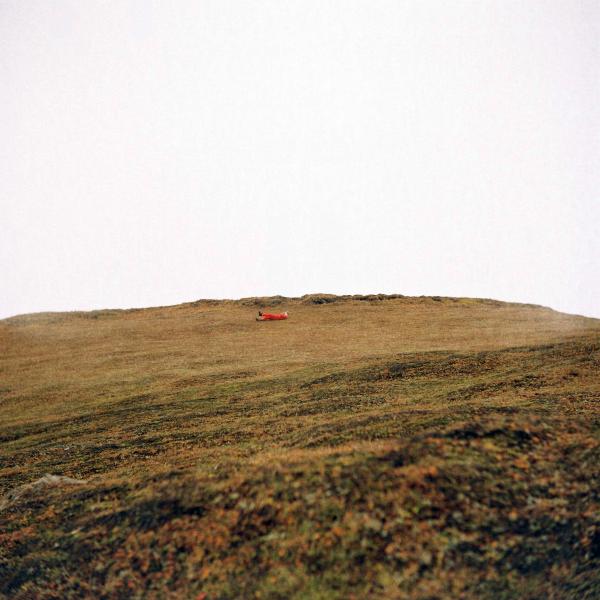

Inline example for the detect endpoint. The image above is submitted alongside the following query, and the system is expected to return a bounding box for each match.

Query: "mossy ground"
[1,295,599,598]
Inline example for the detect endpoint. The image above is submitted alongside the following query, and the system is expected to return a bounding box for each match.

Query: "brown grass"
[1,295,599,599]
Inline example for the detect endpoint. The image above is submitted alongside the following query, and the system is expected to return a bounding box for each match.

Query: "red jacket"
[257,312,288,321]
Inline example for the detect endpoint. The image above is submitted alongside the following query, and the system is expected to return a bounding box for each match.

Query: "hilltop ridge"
[3,292,567,323]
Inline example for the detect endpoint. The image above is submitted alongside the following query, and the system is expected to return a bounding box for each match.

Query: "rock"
[0,474,87,511]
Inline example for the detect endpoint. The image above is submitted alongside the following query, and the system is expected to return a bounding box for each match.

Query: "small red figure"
[256,311,288,321]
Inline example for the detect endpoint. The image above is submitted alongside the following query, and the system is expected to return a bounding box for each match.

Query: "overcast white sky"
[1,1,599,319]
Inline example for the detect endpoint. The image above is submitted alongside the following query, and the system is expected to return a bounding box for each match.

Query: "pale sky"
[1,1,599,319]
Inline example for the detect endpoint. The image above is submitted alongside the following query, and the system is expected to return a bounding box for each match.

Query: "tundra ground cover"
[1,295,599,598]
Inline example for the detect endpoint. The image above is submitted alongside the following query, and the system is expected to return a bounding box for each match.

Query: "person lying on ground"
[256,311,288,321]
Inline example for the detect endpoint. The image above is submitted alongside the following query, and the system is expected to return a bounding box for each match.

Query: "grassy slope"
[1,294,599,599]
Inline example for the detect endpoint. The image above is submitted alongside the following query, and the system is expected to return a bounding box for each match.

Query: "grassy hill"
[1,294,599,599]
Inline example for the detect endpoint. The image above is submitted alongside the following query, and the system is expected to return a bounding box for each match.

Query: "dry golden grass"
[1,295,595,422]
[1,294,599,599]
